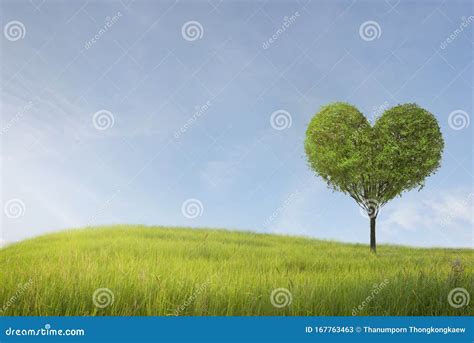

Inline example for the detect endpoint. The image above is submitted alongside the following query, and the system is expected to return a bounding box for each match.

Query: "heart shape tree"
[305,102,444,252]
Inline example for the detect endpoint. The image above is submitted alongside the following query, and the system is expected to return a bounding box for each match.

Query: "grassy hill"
[0,225,472,316]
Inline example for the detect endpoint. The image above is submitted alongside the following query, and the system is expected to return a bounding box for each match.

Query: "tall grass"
[0,225,472,316]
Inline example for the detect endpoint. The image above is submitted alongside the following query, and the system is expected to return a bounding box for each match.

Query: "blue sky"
[1,0,472,248]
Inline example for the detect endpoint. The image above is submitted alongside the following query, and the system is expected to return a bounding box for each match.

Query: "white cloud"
[379,189,473,247]
[267,186,473,248]
[381,190,473,230]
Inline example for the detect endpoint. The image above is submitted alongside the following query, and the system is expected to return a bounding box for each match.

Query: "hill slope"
[0,225,472,316]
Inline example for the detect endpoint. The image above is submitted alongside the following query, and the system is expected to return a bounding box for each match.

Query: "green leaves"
[304,102,444,209]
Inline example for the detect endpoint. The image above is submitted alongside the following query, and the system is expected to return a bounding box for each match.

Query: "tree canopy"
[305,102,444,250]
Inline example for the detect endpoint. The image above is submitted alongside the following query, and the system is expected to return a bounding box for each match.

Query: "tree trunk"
[370,216,376,253]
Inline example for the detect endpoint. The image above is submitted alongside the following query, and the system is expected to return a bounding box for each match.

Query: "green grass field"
[0,225,472,316]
